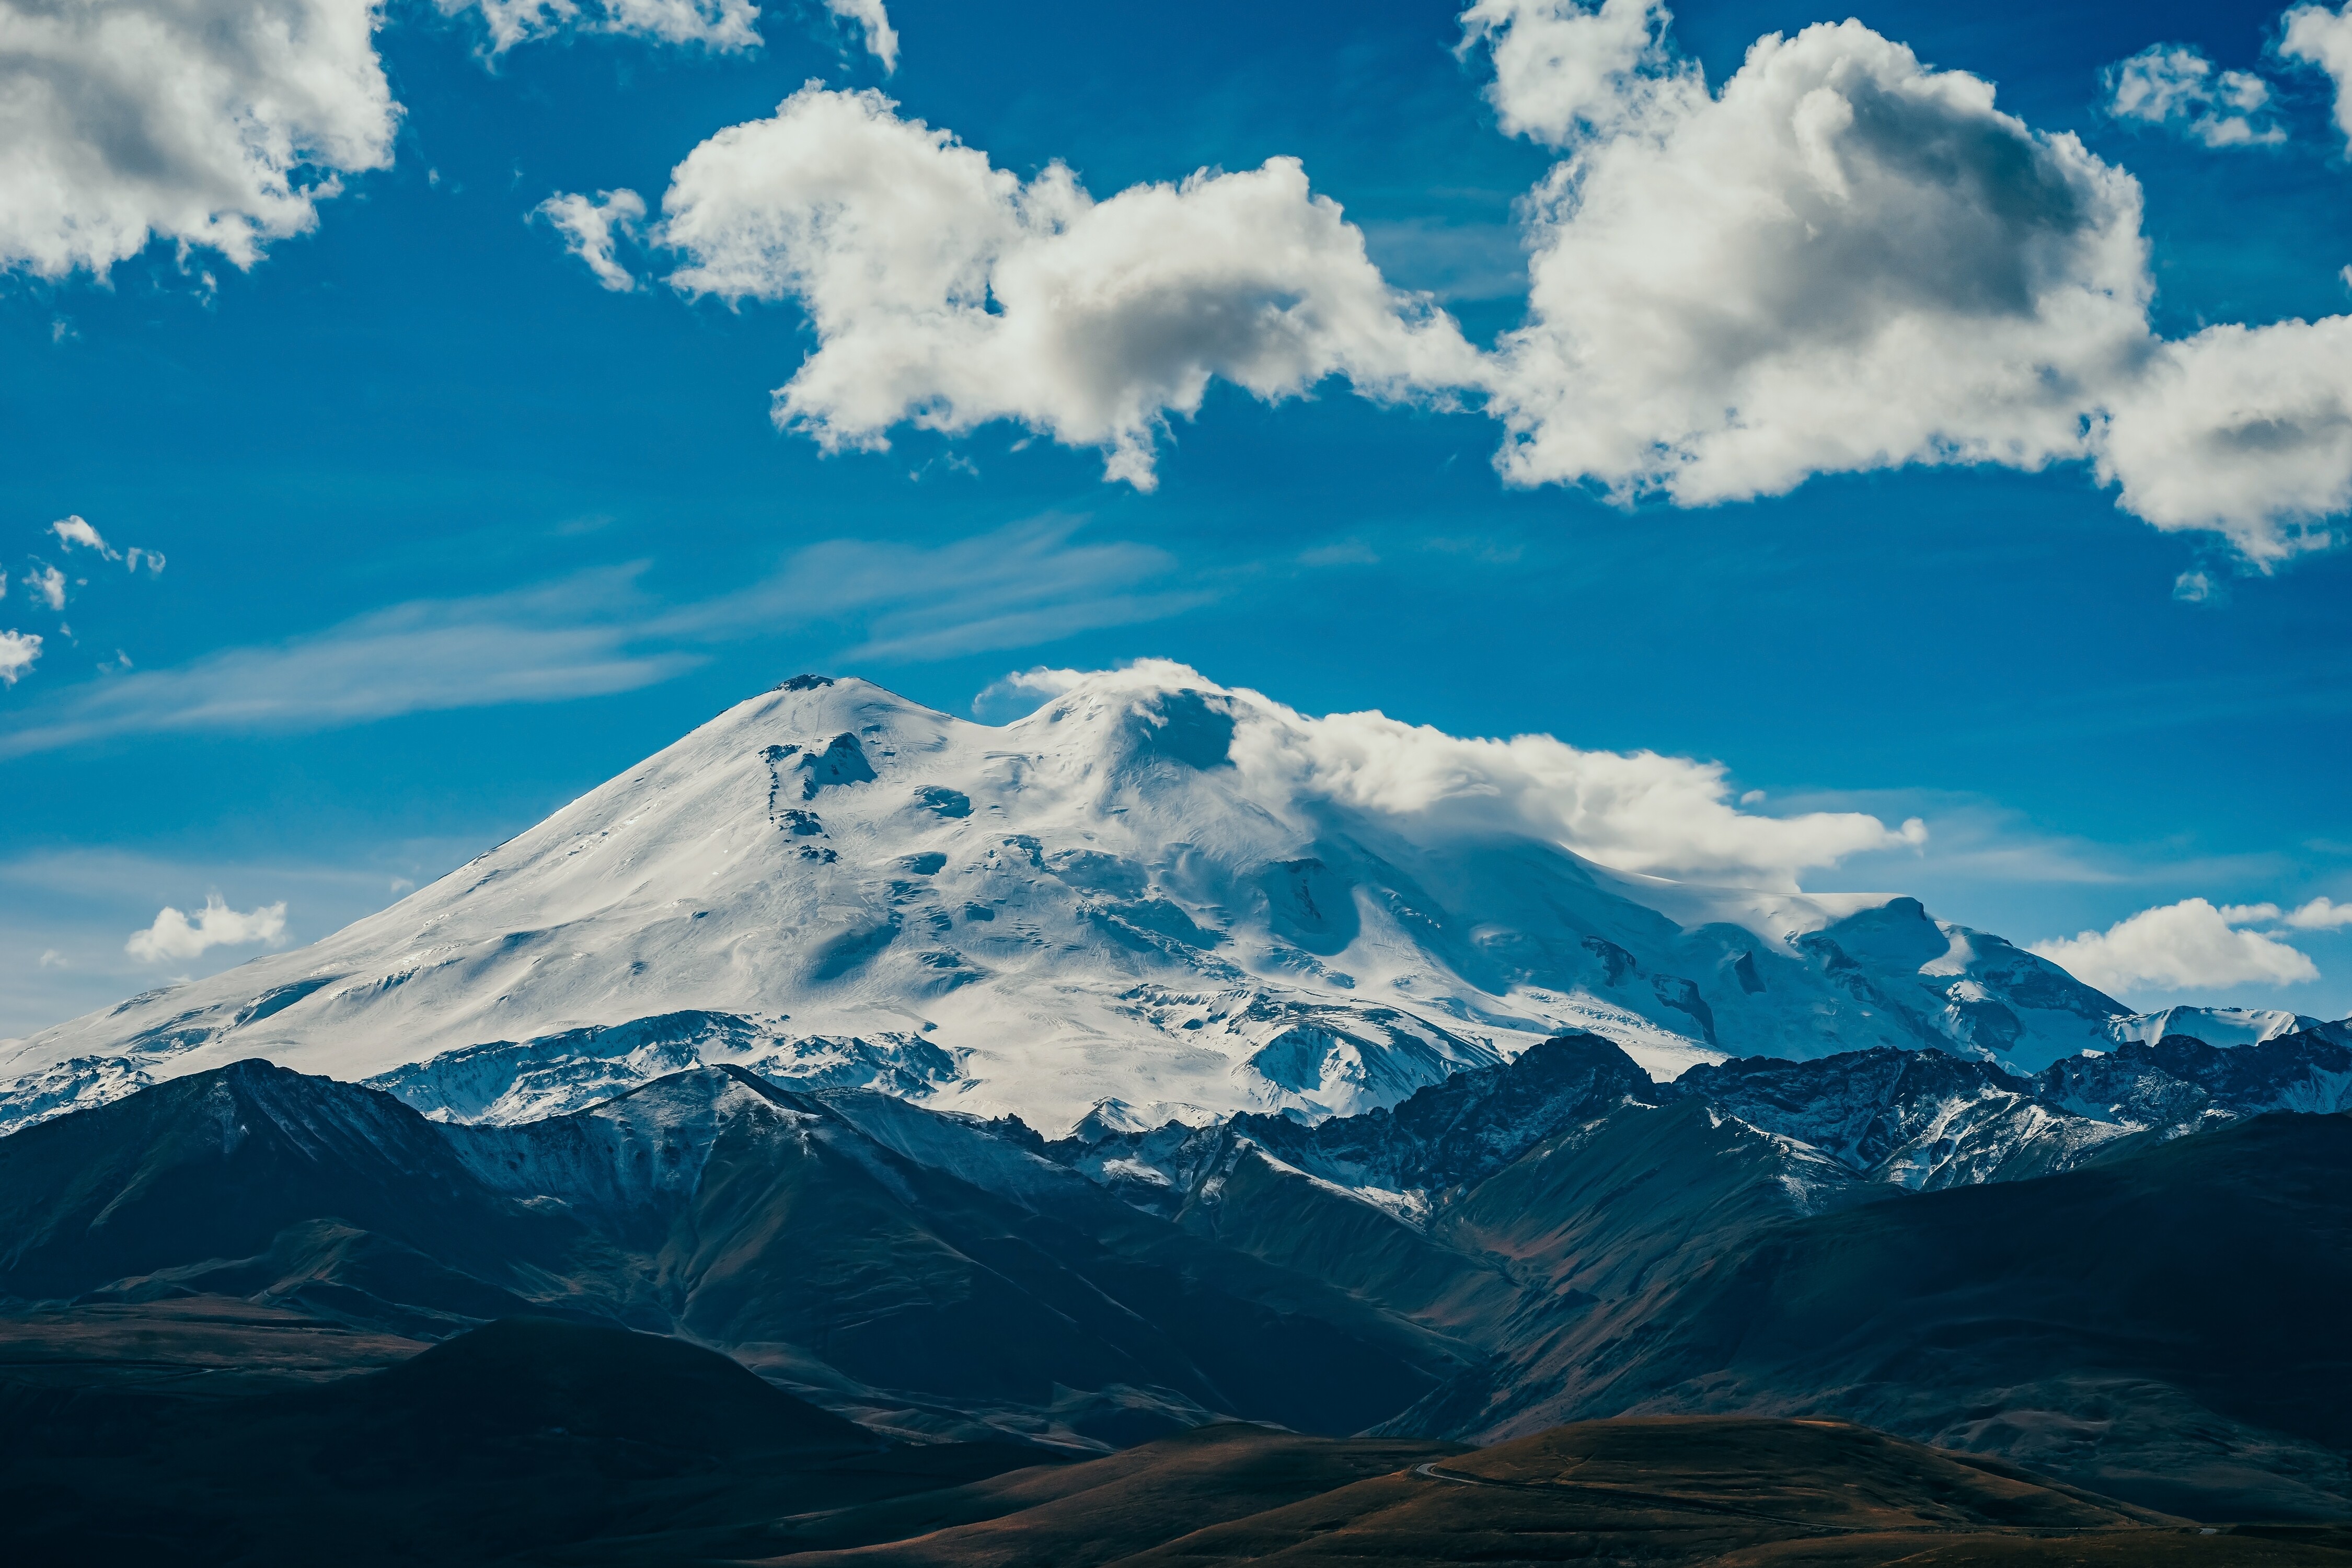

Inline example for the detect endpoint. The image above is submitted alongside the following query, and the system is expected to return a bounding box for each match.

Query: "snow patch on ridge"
[2107,1005,2320,1048]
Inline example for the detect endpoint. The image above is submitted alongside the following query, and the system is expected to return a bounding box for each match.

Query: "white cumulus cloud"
[1458,0,1684,143]
[648,84,1479,489]
[538,0,2352,562]
[45,515,164,573]
[0,0,399,279]
[0,630,40,686]
[1470,6,2152,508]
[2029,896,2320,994]
[2103,44,2284,147]
[2095,316,2352,563]
[535,189,646,291]
[125,895,289,963]
[2282,2,2352,154]
[50,516,115,557]
[25,566,65,612]
[0,571,693,759]
[2284,895,2352,929]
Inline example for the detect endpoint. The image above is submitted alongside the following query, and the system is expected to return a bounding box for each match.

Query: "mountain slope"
[0,670,2128,1136]
[1444,1108,2352,1520]
[23,1340,2292,1568]
[1011,1032,2352,1515]
[0,1059,584,1312]
[11,1041,2352,1517]
[0,1059,1463,1445]
[0,1315,1042,1568]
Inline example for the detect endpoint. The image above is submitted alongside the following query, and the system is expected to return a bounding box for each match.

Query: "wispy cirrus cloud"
[662,515,1205,661]
[0,570,692,759]
[533,189,646,291]
[0,518,1198,759]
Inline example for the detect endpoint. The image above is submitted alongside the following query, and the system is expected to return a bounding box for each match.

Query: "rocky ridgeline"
[1045,1023,2352,1213]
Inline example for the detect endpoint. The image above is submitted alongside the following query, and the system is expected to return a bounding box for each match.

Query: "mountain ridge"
[6,1029,2351,1515]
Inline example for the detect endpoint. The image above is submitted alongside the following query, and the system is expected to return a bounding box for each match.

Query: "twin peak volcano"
[3,668,2133,1136]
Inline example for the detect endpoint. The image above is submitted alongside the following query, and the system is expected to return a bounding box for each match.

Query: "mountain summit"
[1,668,2126,1134]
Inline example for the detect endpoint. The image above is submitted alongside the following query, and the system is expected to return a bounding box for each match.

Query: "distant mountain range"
[0,670,2286,1139]
[5,1022,2347,1517]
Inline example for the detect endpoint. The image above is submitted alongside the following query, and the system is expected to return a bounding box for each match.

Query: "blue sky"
[6,0,2352,1036]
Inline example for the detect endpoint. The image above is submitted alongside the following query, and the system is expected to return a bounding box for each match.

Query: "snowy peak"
[2106,1005,2326,1048]
[4,669,2132,1135]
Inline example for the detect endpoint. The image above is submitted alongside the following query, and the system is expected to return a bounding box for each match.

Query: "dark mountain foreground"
[1411,1107,2352,1522]
[0,1313,1042,1566]
[3,1314,2345,1566]
[0,1057,1467,1447]
[4,1045,2351,1552]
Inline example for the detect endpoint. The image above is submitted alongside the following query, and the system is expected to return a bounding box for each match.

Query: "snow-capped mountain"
[1,670,2132,1136]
